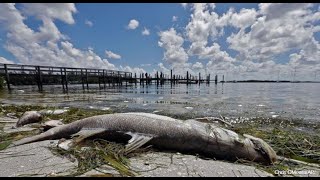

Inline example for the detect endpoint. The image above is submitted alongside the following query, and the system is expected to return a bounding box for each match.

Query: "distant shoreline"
[220,80,320,83]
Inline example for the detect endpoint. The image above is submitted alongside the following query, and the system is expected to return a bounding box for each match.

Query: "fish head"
[243,134,278,164]
[205,126,277,164]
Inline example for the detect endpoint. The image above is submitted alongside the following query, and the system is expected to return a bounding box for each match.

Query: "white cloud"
[228,8,258,28]
[156,3,320,80]
[119,65,146,75]
[142,27,150,36]
[192,62,203,70]
[105,50,121,59]
[172,16,178,22]
[0,57,14,64]
[127,19,139,30]
[0,3,145,74]
[158,28,188,65]
[21,3,77,24]
[227,3,320,63]
[85,19,93,27]
[181,3,188,9]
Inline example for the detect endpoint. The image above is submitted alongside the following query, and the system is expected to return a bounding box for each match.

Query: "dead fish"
[10,112,277,164]
[16,111,42,127]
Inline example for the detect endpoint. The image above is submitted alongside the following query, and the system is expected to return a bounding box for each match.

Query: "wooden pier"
[0,63,216,92]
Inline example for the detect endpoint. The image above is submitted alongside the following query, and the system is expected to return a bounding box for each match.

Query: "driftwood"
[277,156,320,168]
[195,116,233,127]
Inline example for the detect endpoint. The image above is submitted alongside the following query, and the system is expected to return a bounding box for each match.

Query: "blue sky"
[0,3,319,80]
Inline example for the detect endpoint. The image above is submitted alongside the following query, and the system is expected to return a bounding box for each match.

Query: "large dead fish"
[10,112,277,164]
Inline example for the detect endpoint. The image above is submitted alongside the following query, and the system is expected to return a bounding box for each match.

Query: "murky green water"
[0,83,319,123]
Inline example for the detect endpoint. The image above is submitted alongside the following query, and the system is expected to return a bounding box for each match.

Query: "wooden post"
[86,69,89,90]
[170,69,173,84]
[199,72,201,85]
[156,71,159,86]
[125,72,128,87]
[215,74,218,84]
[98,70,101,89]
[4,64,11,91]
[186,71,189,85]
[60,68,65,90]
[112,72,115,86]
[37,66,43,91]
[118,71,120,86]
[134,73,137,86]
[64,68,68,91]
[103,70,106,89]
[81,69,85,90]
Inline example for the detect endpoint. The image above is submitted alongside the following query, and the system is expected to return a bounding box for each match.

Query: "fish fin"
[71,128,107,143]
[124,132,154,154]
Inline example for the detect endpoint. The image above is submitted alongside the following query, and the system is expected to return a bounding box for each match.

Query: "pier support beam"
[36,66,43,91]
[81,69,85,90]
[64,68,68,91]
[103,70,106,89]
[86,69,89,90]
[60,68,65,91]
[4,64,11,91]
[187,71,189,85]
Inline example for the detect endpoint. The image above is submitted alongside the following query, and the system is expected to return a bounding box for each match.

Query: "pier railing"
[0,63,133,91]
[0,63,215,92]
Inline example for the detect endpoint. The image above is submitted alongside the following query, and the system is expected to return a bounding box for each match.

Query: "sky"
[0,3,319,81]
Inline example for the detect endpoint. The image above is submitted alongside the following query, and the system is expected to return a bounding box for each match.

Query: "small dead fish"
[16,111,42,127]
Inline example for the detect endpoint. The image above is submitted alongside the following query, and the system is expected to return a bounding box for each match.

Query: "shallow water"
[0,83,319,123]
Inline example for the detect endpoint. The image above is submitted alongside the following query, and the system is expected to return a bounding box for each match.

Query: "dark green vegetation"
[49,139,137,177]
[232,117,320,175]
[0,104,319,176]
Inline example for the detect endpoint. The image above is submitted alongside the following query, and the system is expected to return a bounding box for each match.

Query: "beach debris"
[57,139,74,151]
[39,109,69,115]
[6,113,17,119]
[16,90,25,93]
[101,107,111,111]
[184,107,193,110]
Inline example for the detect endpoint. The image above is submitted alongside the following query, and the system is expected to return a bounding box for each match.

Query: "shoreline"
[0,104,319,177]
